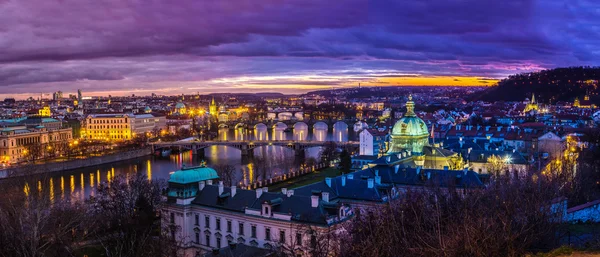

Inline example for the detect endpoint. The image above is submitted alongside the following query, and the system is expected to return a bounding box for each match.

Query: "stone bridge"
[221,120,356,130]
[152,140,359,158]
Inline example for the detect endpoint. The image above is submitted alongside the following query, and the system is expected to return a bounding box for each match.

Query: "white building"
[163,164,353,257]
[359,128,388,156]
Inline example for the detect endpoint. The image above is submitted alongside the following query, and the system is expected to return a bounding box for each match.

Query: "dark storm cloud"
[0,0,598,96]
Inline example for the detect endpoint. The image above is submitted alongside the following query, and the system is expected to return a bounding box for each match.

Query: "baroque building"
[372,95,464,170]
[163,162,353,257]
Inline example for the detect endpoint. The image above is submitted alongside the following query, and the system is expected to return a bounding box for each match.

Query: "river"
[8,122,354,201]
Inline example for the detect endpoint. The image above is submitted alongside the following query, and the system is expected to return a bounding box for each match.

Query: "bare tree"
[87,173,179,257]
[338,177,562,257]
[214,164,236,187]
[0,173,88,257]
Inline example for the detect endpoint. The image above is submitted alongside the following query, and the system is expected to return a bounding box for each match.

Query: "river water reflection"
[6,122,354,200]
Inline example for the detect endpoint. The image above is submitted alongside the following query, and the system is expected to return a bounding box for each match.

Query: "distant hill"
[476,67,600,104]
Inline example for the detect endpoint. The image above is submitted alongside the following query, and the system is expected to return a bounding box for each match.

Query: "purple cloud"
[0,0,599,97]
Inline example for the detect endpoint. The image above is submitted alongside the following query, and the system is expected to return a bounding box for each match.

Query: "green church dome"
[388,95,430,154]
[168,161,219,184]
[392,116,429,137]
[175,102,186,109]
[391,95,428,137]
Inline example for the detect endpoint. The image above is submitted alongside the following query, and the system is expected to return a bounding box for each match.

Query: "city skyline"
[1,0,599,99]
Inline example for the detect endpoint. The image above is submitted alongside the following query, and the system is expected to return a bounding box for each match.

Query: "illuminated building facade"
[523,93,539,113]
[83,113,166,141]
[209,98,218,116]
[574,95,596,109]
[83,114,133,141]
[0,125,73,164]
[38,105,51,117]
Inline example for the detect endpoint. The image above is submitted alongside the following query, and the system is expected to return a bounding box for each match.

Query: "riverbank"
[0,147,152,179]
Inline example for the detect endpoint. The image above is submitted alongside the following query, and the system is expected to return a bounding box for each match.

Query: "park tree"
[339,149,352,173]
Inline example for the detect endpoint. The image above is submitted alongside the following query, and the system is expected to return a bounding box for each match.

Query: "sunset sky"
[1,0,599,99]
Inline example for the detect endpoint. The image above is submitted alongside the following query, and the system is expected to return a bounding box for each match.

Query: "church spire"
[531,93,535,104]
[405,94,416,117]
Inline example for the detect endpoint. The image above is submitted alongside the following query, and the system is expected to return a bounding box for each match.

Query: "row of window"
[88,125,129,129]
[89,118,128,124]
[191,214,316,247]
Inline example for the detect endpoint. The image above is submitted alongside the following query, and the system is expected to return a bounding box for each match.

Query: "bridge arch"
[218,123,229,129]
[333,121,348,130]
[277,112,293,121]
[235,123,246,129]
[254,123,267,130]
[293,122,309,141]
[272,122,287,130]
[313,121,328,141]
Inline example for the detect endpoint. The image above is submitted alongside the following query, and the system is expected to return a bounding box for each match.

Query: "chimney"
[199,181,206,191]
[311,195,319,208]
[282,188,287,195]
[231,186,237,197]
[256,188,263,198]
[347,174,354,179]
[287,189,294,197]
[375,175,381,185]
[322,192,329,202]
[367,178,374,188]
[325,177,332,187]
[218,181,224,195]
[207,180,213,185]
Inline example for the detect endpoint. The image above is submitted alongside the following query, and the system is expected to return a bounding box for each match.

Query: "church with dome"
[371,95,464,170]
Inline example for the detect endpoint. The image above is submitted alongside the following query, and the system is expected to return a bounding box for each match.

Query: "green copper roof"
[168,162,219,184]
[392,116,429,137]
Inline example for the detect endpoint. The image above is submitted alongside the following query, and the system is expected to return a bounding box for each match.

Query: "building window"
[279,230,285,243]
[227,220,232,232]
[170,213,174,223]
[216,238,221,249]
[296,233,302,246]
[195,232,200,244]
[205,235,210,247]
[251,225,257,238]
[195,214,199,226]
[239,222,244,235]
[311,235,317,248]
[216,218,221,231]
[205,216,210,228]
[265,227,271,241]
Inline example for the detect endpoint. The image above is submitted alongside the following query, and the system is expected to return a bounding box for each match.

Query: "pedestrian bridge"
[151,140,359,157]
